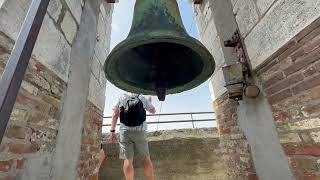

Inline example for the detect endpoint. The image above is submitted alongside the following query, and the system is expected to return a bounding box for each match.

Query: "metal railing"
[103,111,215,128]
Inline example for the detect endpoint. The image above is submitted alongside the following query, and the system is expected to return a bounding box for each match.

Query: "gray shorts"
[119,131,150,160]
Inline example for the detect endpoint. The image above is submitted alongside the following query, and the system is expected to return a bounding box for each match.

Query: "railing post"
[191,114,195,128]
[0,0,50,144]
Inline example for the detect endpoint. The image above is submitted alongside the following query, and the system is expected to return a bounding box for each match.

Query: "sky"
[103,0,216,132]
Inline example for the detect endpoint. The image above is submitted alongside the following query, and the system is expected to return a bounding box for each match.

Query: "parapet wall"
[99,128,227,180]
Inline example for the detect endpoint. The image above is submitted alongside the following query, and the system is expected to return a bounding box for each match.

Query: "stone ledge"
[102,128,219,144]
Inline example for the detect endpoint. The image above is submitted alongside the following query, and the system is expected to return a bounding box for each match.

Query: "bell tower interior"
[0,0,319,179]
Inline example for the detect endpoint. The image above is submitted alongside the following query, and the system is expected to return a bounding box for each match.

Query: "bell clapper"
[156,80,166,101]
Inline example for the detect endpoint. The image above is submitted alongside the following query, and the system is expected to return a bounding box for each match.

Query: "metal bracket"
[224,30,249,67]
[223,30,260,100]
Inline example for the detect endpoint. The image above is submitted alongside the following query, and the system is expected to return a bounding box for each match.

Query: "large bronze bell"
[104,0,215,101]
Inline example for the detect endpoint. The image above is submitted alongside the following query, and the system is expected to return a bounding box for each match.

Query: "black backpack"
[119,95,146,127]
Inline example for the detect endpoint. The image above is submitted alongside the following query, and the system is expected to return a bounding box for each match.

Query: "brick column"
[77,102,103,180]
[214,94,257,180]
[256,17,320,180]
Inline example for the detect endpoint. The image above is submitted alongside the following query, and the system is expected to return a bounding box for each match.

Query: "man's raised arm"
[109,109,120,143]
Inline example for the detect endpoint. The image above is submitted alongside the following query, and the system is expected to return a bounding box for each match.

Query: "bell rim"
[104,35,215,95]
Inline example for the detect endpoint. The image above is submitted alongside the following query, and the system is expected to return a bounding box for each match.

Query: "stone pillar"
[195,0,320,179]
[194,0,257,179]
[0,0,113,179]
[76,2,113,180]
[232,0,320,179]
[194,0,296,179]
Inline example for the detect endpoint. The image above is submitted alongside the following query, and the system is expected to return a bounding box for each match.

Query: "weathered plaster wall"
[0,0,113,179]
[231,0,320,69]
[99,128,227,180]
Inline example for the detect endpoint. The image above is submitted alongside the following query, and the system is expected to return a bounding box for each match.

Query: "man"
[109,93,156,180]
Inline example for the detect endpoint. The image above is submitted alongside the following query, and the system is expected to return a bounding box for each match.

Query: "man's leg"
[119,131,134,180]
[123,158,134,180]
[143,156,154,180]
[133,131,154,180]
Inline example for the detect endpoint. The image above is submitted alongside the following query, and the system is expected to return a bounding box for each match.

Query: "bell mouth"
[104,36,215,96]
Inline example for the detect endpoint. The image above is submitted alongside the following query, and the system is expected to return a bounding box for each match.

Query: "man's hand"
[109,132,117,143]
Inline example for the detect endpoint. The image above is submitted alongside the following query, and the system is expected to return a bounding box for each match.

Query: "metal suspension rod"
[0,0,50,144]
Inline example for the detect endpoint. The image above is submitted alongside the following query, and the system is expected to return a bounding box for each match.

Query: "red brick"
[80,152,92,161]
[34,62,46,72]
[258,61,281,80]
[303,65,317,77]
[0,176,16,180]
[246,173,258,180]
[16,159,24,169]
[311,88,320,98]
[89,146,100,152]
[292,74,320,95]
[89,174,98,180]
[268,89,293,105]
[89,159,99,167]
[219,127,231,135]
[290,157,318,171]
[5,126,29,139]
[283,144,320,156]
[278,40,299,61]
[83,137,94,145]
[262,72,285,88]
[284,49,320,76]
[291,48,305,61]
[16,93,50,113]
[304,38,320,53]
[294,171,320,180]
[301,105,320,117]
[0,160,13,172]
[41,95,61,109]
[265,73,304,95]
[8,144,39,154]
[27,113,48,126]
[273,112,290,122]
[298,25,320,44]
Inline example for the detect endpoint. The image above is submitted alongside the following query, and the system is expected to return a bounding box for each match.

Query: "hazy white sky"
[103,0,216,132]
